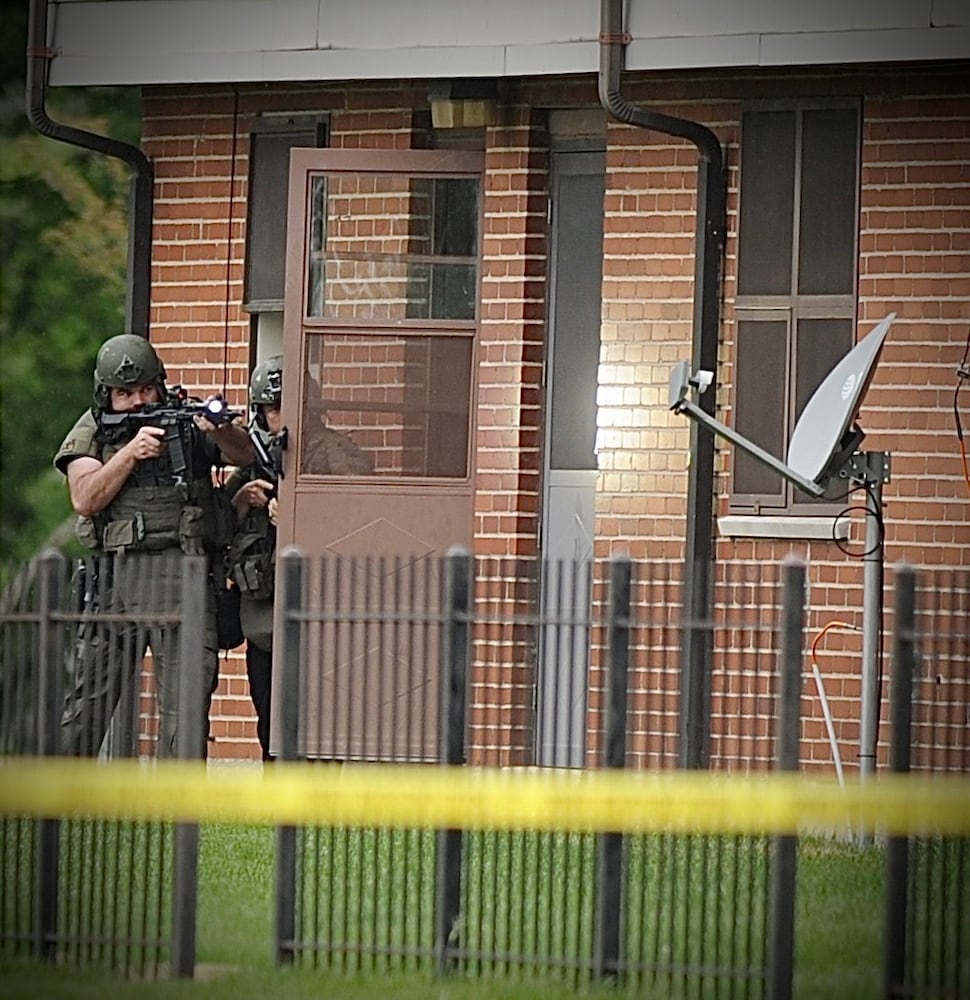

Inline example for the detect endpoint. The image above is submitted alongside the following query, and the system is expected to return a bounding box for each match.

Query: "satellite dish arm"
[669,361,826,498]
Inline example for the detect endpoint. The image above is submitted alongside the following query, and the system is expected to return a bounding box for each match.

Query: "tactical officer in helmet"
[301,374,374,476]
[54,334,255,758]
[225,356,284,760]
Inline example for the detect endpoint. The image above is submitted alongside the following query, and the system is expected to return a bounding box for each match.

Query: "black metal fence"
[1,550,967,998]
[272,548,788,996]
[0,550,208,977]
[884,567,970,1000]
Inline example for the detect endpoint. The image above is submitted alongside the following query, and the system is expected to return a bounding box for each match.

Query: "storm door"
[537,149,605,766]
[277,148,483,759]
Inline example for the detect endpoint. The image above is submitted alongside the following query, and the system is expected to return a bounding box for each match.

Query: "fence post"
[275,546,304,965]
[171,554,207,978]
[768,555,805,1000]
[884,564,916,1000]
[436,546,471,974]
[679,554,712,769]
[35,548,64,962]
[594,553,632,982]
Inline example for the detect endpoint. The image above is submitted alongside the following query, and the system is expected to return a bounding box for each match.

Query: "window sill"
[718,515,849,541]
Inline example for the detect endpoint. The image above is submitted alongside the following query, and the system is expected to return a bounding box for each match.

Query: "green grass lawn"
[0,963,614,1000]
[0,825,898,1000]
[794,837,885,1000]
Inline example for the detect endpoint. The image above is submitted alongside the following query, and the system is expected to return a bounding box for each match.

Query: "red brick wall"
[143,88,245,757]
[142,64,969,765]
[578,65,970,775]
[467,106,549,765]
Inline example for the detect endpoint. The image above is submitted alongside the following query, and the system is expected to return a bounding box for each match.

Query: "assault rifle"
[248,424,286,494]
[99,386,241,481]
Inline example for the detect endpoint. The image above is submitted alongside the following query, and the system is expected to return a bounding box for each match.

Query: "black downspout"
[26,0,154,339]
[598,0,725,769]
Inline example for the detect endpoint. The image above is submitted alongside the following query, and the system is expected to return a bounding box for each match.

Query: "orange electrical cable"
[810,620,862,664]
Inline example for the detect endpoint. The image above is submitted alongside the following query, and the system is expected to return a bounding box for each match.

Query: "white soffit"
[47,0,970,88]
[760,27,970,65]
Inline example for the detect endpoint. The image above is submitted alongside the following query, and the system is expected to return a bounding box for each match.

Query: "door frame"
[536,145,606,767]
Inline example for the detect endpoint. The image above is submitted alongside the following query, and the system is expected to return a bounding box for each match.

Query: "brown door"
[276,148,483,759]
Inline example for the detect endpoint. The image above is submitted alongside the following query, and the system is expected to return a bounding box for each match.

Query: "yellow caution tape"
[0,758,968,835]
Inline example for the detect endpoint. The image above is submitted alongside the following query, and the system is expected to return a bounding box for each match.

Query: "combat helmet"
[250,355,283,430]
[93,334,167,410]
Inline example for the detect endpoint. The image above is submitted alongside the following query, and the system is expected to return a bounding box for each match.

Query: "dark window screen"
[798,110,858,295]
[793,316,855,504]
[550,169,605,471]
[246,124,325,307]
[737,111,796,297]
[794,317,855,420]
[733,320,787,497]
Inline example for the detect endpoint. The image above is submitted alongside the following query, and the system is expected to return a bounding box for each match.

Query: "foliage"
[0,1,140,561]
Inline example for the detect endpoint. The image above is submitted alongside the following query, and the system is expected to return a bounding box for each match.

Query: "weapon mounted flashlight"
[167,385,236,426]
[201,396,233,426]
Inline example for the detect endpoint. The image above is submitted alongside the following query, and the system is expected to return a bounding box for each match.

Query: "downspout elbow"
[601,79,722,170]
[26,0,152,176]
[598,0,722,170]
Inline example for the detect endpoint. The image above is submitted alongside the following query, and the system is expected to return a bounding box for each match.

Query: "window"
[732,101,861,511]
[244,115,328,311]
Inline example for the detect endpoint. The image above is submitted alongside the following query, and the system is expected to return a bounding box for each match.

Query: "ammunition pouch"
[226,530,275,600]
[178,505,206,556]
[75,516,101,551]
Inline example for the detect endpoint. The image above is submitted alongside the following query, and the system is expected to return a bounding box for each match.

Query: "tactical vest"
[226,495,276,600]
[75,416,234,555]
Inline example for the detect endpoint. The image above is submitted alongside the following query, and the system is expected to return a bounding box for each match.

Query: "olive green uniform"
[301,425,373,476]
[225,459,277,758]
[55,409,231,758]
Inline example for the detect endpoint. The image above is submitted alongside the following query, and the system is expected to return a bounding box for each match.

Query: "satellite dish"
[787,313,894,488]
[669,315,896,788]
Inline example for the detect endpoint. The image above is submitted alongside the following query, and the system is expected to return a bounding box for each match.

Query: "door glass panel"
[305,174,479,321]
[301,333,472,479]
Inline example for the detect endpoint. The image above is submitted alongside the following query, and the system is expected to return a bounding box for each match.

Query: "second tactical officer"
[225,355,284,760]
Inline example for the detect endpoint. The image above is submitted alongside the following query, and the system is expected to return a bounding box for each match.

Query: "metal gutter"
[26,0,154,338]
[598,0,726,769]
